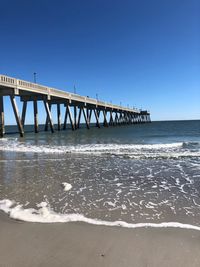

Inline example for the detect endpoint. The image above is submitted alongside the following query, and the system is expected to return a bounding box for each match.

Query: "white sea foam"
[0,199,200,231]
[62,182,72,191]
[0,139,199,159]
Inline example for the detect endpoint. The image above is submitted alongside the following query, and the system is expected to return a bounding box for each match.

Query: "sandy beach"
[0,0,199,264]
[1,212,200,267]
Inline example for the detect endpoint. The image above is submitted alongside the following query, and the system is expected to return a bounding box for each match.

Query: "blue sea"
[0,120,200,229]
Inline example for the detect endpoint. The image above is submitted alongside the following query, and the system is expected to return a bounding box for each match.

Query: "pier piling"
[43,101,54,133]
[21,101,27,127]
[57,104,61,131]
[10,96,24,137]
[33,100,39,133]
[0,96,5,137]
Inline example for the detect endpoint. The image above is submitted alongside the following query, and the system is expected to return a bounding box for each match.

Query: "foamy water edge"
[0,199,200,231]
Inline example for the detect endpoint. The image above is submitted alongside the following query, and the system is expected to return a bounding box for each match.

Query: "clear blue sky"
[0,0,199,123]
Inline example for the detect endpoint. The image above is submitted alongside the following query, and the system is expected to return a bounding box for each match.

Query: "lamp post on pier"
[74,85,76,94]
[33,72,37,83]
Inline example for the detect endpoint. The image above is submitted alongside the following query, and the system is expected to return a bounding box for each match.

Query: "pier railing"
[0,74,139,113]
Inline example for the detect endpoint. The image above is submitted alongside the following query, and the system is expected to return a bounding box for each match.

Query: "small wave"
[182,141,200,150]
[0,199,200,231]
[120,152,200,159]
[0,140,183,154]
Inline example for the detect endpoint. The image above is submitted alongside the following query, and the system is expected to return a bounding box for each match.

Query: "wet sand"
[0,212,200,267]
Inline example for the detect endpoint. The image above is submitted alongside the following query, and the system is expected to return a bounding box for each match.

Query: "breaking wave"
[0,139,199,159]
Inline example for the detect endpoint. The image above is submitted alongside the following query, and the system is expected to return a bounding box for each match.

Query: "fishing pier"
[0,74,151,137]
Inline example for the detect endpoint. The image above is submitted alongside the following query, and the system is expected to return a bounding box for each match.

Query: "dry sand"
[0,212,200,267]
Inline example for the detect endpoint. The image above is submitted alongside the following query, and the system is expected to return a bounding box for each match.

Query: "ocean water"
[0,120,200,230]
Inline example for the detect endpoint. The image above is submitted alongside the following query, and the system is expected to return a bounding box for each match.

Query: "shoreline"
[1,212,200,267]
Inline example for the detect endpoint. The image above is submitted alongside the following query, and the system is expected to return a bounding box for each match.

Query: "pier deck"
[0,74,150,137]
